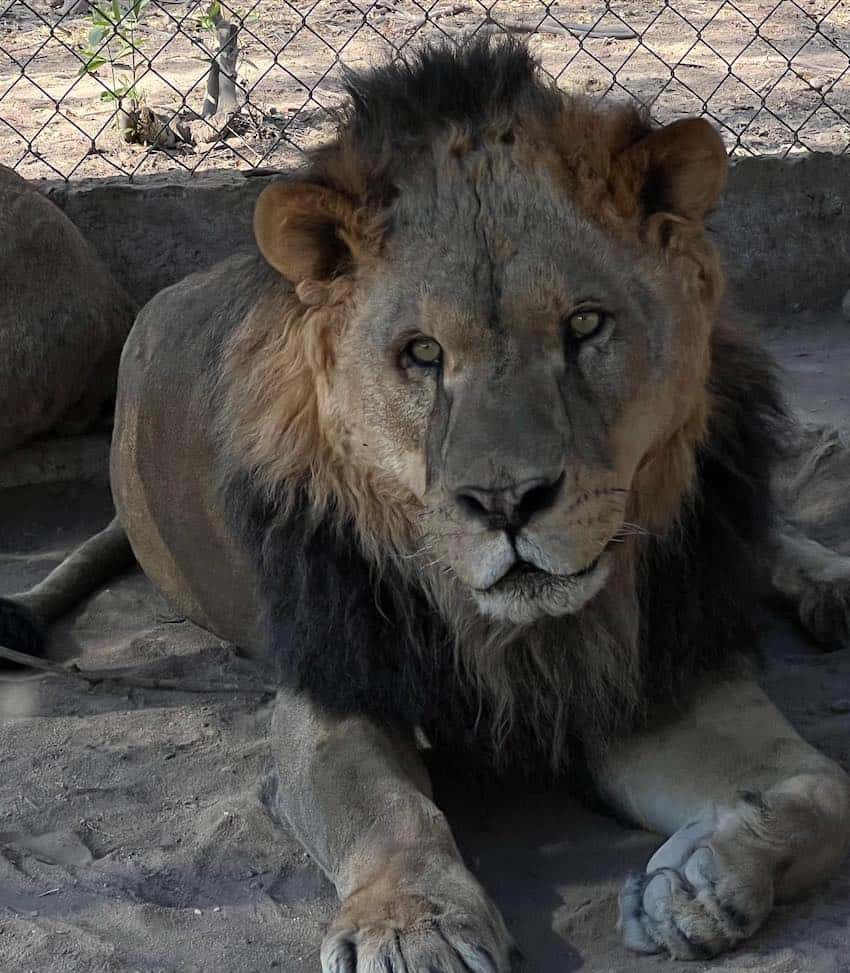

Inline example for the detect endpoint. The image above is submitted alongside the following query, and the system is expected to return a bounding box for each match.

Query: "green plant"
[195,2,259,39]
[78,0,150,113]
[195,0,223,35]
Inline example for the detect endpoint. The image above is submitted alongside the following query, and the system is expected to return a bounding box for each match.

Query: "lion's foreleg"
[768,522,850,647]
[591,678,850,959]
[269,690,517,972]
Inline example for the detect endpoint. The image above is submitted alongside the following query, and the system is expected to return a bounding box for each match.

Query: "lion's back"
[0,165,136,452]
[110,251,270,654]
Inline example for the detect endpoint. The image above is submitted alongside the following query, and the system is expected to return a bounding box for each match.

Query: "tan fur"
[227,121,724,548]
[219,281,419,562]
[221,274,646,766]
[221,275,646,768]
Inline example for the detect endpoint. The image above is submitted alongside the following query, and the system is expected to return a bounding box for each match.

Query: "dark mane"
[636,322,789,714]
[307,37,649,204]
[340,36,545,152]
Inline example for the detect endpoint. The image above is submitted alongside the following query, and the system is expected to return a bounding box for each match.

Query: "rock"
[842,289,850,322]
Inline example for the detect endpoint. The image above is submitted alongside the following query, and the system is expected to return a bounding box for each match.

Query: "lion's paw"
[619,811,774,960]
[321,865,520,972]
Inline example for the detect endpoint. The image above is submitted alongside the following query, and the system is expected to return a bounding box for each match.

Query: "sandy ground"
[1,0,849,181]
[0,309,849,973]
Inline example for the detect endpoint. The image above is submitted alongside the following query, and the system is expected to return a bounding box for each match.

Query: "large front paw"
[619,804,775,960]
[321,856,519,972]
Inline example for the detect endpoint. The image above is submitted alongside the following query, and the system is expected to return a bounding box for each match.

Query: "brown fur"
[0,165,137,453]
[219,278,417,561]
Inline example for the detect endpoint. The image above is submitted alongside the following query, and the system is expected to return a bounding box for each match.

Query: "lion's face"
[252,109,726,626]
[326,146,711,624]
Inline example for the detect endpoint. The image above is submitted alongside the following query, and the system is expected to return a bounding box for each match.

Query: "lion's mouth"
[484,552,604,593]
[470,544,614,621]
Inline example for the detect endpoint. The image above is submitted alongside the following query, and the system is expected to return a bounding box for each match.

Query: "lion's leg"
[769,522,850,647]
[269,691,518,973]
[591,678,850,960]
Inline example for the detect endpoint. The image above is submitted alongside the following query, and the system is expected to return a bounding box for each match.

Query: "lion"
[3,39,850,969]
[0,164,136,454]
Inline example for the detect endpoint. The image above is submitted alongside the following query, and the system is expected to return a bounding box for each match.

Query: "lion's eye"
[405,337,443,367]
[567,310,606,339]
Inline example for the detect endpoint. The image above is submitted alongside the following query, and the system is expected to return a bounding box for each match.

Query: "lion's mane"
[218,39,788,774]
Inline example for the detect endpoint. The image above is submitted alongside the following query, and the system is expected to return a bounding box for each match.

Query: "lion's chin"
[471,553,611,624]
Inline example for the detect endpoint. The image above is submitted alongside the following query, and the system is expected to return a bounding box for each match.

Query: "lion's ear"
[618,117,728,223]
[254,181,364,284]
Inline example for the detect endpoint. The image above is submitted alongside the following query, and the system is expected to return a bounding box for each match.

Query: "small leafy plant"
[195,0,223,35]
[78,0,150,139]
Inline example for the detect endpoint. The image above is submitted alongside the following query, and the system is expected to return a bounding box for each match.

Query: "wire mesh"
[1,0,848,181]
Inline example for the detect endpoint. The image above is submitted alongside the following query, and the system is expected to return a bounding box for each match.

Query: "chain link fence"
[1,0,848,181]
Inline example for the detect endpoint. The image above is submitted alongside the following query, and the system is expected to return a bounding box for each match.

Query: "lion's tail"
[0,516,134,663]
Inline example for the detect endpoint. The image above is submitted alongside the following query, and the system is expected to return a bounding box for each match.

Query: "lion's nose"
[455,473,564,531]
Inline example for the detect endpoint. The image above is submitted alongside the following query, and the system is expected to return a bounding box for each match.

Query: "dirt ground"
[0,310,849,972]
[1,0,849,181]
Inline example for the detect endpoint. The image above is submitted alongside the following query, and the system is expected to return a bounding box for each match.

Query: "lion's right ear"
[615,118,728,225]
[253,181,366,285]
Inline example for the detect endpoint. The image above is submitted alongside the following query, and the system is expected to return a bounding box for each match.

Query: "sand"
[2,0,849,181]
[1,309,849,972]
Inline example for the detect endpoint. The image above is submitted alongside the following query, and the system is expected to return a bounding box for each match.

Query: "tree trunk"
[202,12,240,119]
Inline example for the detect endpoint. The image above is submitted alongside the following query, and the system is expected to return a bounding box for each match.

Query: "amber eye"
[567,309,606,339]
[405,337,443,367]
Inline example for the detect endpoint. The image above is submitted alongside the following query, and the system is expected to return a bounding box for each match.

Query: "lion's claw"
[620,868,724,960]
[321,863,519,973]
[321,915,516,972]
[619,810,774,961]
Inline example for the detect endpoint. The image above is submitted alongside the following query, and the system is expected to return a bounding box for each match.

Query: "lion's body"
[111,249,779,771]
[111,253,264,653]
[0,165,136,453]
[4,40,850,970]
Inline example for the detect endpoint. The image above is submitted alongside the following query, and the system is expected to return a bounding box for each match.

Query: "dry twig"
[0,642,276,696]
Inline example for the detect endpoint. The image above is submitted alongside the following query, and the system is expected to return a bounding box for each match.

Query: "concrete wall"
[711,153,850,318]
[41,154,850,317]
[43,171,271,310]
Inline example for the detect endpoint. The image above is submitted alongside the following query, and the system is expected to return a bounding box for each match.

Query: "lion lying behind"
[3,39,850,970]
[0,165,136,454]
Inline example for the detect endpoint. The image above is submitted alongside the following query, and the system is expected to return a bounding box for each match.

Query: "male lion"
[3,40,850,969]
[0,165,137,454]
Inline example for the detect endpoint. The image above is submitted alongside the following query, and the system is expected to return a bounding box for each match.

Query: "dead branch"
[117,105,190,148]
[0,642,276,696]
[203,8,240,120]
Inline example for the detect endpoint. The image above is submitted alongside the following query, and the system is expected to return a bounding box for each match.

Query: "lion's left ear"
[253,181,368,285]
[617,117,728,224]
